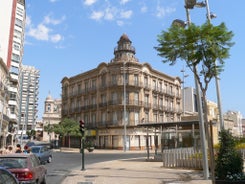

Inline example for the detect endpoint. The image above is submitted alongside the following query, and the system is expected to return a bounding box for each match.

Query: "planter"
[216,180,245,184]
[87,147,94,152]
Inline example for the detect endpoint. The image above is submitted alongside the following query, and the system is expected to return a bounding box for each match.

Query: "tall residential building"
[42,94,61,142]
[61,34,182,150]
[0,0,26,146]
[182,87,199,114]
[18,65,39,135]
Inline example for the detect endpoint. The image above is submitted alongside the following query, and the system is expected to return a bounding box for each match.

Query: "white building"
[18,65,40,135]
[223,111,243,137]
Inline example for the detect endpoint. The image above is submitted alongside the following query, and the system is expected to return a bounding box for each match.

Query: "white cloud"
[43,15,66,25]
[90,11,104,21]
[26,14,65,44]
[25,15,31,27]
[120,0,130,5]
[104,7,117,20]
[120,10,133,19]
[117,20,124,26]
[51,34,63,43]
[84,0,97,6]
[28,24,50,41]
[155,5,176,18]
[140,4,148,13]
[83,1,176,26]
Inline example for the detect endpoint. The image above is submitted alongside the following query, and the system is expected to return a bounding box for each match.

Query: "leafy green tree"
[44,123,53,135]
[155,22,234,179]
[155,22,234,97]
[53,118,81,137]
[52,118,81,148]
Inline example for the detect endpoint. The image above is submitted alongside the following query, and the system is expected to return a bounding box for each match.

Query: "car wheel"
[41,173,47,184]
[47,156,52,163]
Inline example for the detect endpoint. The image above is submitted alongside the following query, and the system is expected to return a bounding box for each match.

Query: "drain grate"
[84,175,97,178]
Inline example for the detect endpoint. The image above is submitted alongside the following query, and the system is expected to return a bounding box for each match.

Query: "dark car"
[0,166,19,184]
[30,145,52,164]
[0,153,47,184]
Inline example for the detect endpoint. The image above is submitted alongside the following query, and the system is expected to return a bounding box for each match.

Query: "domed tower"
[112,34,138,63]
[45,93,53,113]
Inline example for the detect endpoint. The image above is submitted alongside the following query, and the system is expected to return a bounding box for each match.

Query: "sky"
[23,0,245,119]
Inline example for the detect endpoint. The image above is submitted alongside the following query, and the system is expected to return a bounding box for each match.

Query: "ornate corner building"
[61,34,182,150]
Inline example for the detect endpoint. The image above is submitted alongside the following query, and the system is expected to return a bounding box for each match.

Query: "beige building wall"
[0,58,10,148]
[61,34,182,150]
[42,94,61,142]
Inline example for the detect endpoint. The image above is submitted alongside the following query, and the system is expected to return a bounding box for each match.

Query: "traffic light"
[79,120,85,135]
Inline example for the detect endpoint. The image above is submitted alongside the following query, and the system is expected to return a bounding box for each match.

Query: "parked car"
[25,141,53,149]
[0,166,19,184]
[0,153,47,184]
[30,145,52,164]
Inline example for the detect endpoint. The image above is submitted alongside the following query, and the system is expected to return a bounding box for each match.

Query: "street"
[45,149,149,184]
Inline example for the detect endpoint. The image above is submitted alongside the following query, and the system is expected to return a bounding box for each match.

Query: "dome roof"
[118,33,131,43]
[46,93,53,101]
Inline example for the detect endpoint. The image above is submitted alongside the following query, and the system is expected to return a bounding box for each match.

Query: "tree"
[52,118,81,147]
[215,129,244,181]
[155,21,234,179]
[26,130,36,140]
[53,118,81,137]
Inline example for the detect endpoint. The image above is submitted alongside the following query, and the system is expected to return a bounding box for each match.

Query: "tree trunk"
[203,94,216,184]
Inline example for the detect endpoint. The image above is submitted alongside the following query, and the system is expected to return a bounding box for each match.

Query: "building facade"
[223,111,243,137]
[42,94,61,142]
[18,65,39,135]
[0,0,26,147]
[61,34,182,150]
[0,58,10,148]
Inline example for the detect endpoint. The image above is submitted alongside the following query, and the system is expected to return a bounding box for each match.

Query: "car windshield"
[0,158,27,169]
[31,147,41,153]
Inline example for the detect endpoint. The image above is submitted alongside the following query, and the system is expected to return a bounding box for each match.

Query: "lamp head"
[172,19,187,28]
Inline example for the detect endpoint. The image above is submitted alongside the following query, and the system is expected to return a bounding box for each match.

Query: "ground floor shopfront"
[59,120,203,152]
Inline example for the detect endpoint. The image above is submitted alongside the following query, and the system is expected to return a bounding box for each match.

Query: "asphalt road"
[45,150,150,184]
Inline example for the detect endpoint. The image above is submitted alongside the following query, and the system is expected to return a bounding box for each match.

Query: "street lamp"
[204,0,224,130]
[173,0,209,179]
[185,0,210,180]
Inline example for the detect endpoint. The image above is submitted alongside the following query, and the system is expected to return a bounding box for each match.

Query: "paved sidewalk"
[61,153,212,184]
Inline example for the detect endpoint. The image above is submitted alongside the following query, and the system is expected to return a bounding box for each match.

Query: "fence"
[162,148,245,170]
[162,148,203,169]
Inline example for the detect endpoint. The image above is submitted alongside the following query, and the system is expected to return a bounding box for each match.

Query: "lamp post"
[180,67,189,115]
[204,0,224,130]
[184,0,209,179]
[123,61,127,152]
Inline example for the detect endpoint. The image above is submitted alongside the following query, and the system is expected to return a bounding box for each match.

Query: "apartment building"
[61,34,182,150]
[18,65,39,135]
[0,0,26,146]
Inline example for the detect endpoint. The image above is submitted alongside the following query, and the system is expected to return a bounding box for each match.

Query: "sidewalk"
[61,150,212,184]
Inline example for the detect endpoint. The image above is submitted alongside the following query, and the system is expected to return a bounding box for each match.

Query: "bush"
[215,129,244,181]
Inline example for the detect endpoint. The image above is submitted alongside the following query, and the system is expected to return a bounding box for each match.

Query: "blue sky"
[23,0,245,119]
